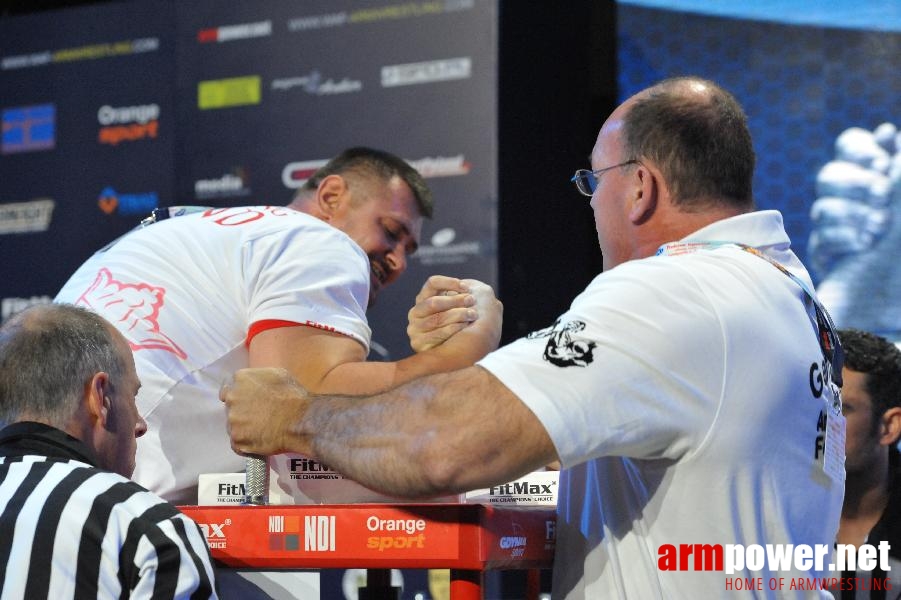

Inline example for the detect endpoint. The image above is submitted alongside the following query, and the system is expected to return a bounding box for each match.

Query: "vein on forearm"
[297,367,555,498]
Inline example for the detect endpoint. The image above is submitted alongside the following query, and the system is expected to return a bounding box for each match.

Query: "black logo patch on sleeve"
[527,319,596,367]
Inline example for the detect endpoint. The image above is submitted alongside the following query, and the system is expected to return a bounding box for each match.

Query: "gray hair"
[0,303,125,427]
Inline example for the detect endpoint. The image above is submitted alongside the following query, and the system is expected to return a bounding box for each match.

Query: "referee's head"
[0,303,147,477]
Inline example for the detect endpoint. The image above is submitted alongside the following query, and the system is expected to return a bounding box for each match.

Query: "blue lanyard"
[657,241,844,388]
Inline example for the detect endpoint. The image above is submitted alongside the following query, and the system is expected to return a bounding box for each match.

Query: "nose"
[385,245,407,279]
[135,416,148,438]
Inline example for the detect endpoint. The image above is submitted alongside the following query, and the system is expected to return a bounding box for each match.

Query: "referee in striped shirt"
[0,303,217,599]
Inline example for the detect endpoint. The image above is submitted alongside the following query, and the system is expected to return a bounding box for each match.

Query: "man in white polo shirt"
[220,78,846,598]
[56,147,502,505]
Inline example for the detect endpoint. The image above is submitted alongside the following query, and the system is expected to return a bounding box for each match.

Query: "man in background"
[221,77,846,597]
[832,328,901,598]
[55,146,501,504]
[0,303,216,599]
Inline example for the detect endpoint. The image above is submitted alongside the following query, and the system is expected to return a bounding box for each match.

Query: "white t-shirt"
[479,210,845,599]
[56,206,371,504]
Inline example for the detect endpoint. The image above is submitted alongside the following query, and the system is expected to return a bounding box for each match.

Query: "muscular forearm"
[316,331,499,395]
[293,367,557,497]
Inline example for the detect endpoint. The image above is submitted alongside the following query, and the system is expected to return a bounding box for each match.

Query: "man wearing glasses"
[220,77,846,598]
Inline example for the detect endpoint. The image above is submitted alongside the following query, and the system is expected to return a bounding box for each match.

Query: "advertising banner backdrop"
[617,0,901,341]
[0,0,177,322]
[0,0,498,363]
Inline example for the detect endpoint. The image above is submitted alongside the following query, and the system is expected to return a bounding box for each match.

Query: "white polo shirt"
[56,206,371,504]
[479,210,844,598]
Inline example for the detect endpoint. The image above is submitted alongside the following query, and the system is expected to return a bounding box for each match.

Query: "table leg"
[525,569,541,600]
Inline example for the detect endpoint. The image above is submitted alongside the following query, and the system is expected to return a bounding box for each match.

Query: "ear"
[315,174,349,220]
[879,406,901,446]
[627,163,658,225]
[86,372,112,427]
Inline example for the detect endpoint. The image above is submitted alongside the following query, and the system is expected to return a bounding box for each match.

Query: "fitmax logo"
[490,481,554,495]
[218,483,245,495]
[289,458,331,472]
[198,519,231,549]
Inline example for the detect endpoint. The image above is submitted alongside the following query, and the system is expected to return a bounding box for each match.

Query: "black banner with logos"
[0,0,497,365]
[0,0,177,316]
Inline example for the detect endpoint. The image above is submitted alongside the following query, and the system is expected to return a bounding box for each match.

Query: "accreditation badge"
[818,402,846,482]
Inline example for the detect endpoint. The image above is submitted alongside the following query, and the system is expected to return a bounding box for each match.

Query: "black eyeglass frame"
[571,159,640,197]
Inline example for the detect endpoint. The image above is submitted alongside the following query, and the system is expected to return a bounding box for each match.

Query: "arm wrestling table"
[179,503,556,600]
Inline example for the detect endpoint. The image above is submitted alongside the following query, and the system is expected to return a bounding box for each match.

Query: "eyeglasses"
[571,159,639,197]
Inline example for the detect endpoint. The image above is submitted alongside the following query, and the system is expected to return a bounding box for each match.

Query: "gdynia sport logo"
[658,542,892,593]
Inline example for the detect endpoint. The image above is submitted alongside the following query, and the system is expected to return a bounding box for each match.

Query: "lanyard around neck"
[656,241,844,388]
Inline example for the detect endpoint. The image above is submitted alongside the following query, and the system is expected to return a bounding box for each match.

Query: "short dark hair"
[0,303,125,426]
[838,328,901,419]
[622,76,755,209]
[300,147,433,218]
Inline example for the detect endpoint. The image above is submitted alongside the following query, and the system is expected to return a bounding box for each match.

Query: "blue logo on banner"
[98,186,158,216]
[1,103,56,154]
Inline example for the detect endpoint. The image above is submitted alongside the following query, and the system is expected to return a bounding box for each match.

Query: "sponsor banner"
[97,186,158,216]
[282,155,470,190]
[1,37,159,70]
[268,454,460,505]
[407,155,471,178]
[197,76,261,110]
[197,473,247,505]
[281,160,328,189]
[197,20,272,43]
[179,503,554,569]
[194,168,252,200]
[1,104,55,154]
[271,71,363,96]
[464,470,558,507]
[381,57,471,87]
[286,0,475,32]
[416,227,481,266]
[0,0,497,373]
[97,103,160,146]
[0,198,55,234]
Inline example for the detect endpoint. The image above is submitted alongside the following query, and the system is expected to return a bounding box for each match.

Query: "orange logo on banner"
[98,194,117,214]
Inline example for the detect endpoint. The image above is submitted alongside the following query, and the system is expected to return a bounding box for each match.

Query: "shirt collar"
[0,421,101,467]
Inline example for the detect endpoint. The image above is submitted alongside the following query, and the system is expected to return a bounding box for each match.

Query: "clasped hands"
[220,275,501,457]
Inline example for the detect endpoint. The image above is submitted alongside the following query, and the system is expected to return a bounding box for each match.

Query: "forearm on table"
[314,335,497,396]
[294,366,557,498]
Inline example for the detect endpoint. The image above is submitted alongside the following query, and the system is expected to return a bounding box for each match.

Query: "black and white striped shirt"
[0,422,217,599]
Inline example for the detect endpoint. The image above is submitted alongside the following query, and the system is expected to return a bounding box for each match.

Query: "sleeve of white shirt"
[478,258,724,468]
[242,223,372,351]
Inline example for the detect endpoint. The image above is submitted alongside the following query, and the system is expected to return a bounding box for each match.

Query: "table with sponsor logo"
[179,503,556,600]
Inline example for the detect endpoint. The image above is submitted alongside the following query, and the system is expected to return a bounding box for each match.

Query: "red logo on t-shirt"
[75,267,188,359]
